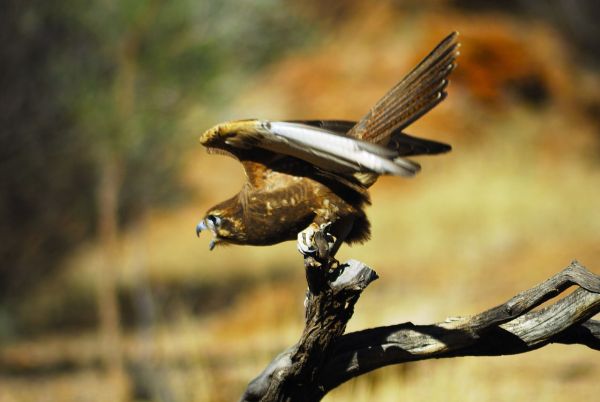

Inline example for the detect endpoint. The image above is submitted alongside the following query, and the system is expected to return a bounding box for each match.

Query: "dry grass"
[326,346,599,402]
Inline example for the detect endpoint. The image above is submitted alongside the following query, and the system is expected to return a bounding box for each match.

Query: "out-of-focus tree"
[1,0,316,398]
[0,1,97,303]
[0,0,314,316]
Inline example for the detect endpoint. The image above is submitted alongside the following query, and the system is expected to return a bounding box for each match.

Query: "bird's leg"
[297,214,356,262]
[299,222,339,299]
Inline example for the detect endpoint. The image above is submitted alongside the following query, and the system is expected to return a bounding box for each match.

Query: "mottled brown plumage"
[196,33,459,254]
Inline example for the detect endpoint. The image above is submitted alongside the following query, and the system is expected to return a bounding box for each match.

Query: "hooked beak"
[196,220,207,237]
[196,219,217,251]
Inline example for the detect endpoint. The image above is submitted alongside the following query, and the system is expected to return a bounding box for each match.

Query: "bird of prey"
[196,32,459,257]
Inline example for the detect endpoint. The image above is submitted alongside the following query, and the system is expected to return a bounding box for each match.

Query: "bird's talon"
[297,222,339,260]
[297,224,320,256]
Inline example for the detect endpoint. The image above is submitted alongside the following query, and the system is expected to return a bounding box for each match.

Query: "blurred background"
[1,0,599,401]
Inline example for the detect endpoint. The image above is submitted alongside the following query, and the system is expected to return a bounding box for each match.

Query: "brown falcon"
[196,32,459,256]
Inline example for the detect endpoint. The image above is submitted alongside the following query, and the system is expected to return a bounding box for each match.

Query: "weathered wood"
[240,258,378,402]
[240,258,600,402]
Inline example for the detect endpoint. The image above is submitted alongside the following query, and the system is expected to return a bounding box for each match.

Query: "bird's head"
[196,202,246,250]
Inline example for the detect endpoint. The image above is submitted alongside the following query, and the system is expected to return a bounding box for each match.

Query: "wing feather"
[347,32,459,144]
[198,33,459,182]
[265,121,420,177]
[390,132,451,156]
[206,146,238,159]
[199,119,420,178]
[297,120,452,157]
[286,120,356,135]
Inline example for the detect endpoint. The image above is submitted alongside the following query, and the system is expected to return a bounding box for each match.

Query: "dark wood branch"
[240,258,378,402]
[240,259,600,402]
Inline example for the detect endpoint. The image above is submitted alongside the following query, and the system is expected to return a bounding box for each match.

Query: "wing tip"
[437,31,461,52]
[447,31,460,44]
[439,143,452,153]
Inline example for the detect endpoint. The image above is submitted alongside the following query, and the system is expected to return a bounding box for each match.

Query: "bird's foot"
[297,222,336,261]
[297,223,319,255]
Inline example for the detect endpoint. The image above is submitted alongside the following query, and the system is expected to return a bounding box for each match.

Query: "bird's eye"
[206,214,221,228]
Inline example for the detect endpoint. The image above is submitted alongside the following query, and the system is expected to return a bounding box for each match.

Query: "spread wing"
[346,32,460,144]
[199,33,458,185]
[199,119,421,179]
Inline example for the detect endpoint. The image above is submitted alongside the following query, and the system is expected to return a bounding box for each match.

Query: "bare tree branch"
[240,257,600,402]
